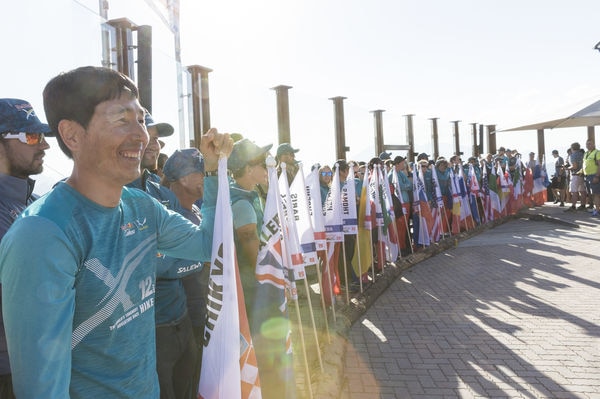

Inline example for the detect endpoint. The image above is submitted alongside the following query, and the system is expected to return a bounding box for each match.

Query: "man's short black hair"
[43,66,139,158]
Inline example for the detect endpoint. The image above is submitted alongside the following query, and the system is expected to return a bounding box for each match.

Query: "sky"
[178,0,600,167]
[3,0,600,193]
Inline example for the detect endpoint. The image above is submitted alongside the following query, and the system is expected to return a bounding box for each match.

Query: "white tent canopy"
[502,99,600,131]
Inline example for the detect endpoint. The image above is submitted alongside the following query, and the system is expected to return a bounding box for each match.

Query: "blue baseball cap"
[163,148,205,181]
[379,151,392,160]
[0,98,52,135]
[144,112,174,137]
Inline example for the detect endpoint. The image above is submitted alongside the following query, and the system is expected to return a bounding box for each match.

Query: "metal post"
[137,25,152,113]
[487,125,497,154]
[478,124,484,155]
[430,118,439,160]
[470,123,478,157]
[404,114,415,163]
[106,18,136,79]
[537,129,546,163]
[329,97,349,160]
[451,120,461,156]
[371,110,385,157]
[271,85,292,145]
[187,65,212,147]
[588,126,596,144]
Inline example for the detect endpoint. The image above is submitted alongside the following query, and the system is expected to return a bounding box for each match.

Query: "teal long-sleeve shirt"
[0,177,217,398]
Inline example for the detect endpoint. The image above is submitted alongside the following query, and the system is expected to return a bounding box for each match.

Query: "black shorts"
[551,176,566,189]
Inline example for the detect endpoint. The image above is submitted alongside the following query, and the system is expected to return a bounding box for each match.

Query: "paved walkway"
[340,205,600,399]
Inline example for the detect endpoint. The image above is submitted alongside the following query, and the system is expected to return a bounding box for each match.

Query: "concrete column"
[404,114,415,163]
[271,85,292,145]
[430,118,439,160]
[371,110,385,157]
[329,96,348,160]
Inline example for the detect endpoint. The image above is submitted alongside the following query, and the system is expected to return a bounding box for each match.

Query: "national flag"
[390,167,412,252]
[376,165,399,261]
[467,164,481,224]
[457,166,475,230]
[412,167,431,246]
[322,166,344,304]
[352,166,373,277]
[199,157,259,399]
[289,164,318,266]
[497,163,510,215]
[305,167,327,252]
[278,164,307,283]
[370,166,388,267]
[532,156,549,206]
[448,169,462,235]
[430,167,446,241]
[487,165,502,219]
[252,161,296,399]
[480,165,492,222]
[512,156,524,211]
[341,168,358,236]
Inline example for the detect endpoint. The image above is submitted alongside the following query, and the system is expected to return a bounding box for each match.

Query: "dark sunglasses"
[320,171,333,177]
[1,132,46,145]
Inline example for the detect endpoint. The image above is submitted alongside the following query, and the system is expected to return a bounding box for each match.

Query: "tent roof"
[502,99,600,132]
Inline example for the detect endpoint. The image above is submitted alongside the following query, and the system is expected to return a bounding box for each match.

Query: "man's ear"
[58,120,84,155]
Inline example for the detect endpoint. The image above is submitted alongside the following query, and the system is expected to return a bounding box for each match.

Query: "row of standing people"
[2,67,597,398]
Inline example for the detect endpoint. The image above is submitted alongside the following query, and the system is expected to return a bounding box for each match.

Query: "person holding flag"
[334,160,361,292]
[252,157,297,399]
[227,138,273,322]
[388,156,413,255]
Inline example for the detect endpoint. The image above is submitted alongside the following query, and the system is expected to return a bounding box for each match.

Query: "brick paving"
[340,206,600,399]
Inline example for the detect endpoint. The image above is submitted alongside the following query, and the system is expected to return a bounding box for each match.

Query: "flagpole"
[402,207,414,254]
[324,246,337,324]
[313,252,331,343]
[370,228,376,282]
[290,295,313,399]
[441,204,451,237]
[300,274,324,373]
[354,231,364,292]
[341,242,350,305]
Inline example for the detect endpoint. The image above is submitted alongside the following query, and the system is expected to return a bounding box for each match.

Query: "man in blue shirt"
[0,66,232,398]
[0,98,52,398]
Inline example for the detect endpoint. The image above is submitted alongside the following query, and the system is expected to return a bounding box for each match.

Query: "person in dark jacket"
[0,98,52,398]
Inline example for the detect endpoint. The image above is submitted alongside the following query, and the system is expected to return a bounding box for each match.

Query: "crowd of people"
[0,65,599,399]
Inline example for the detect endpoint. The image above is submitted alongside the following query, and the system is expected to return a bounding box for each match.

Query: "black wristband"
[204,170,218,176]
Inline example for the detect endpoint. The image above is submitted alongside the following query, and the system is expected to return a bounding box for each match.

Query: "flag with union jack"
[251,161,296,399]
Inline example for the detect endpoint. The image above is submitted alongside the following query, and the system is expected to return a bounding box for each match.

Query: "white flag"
[199,157,243,399]
[289,164,318,265]
[305,167,327,251]
[341,168,358,235]
[278,164,307,282]
[324,164,344,242]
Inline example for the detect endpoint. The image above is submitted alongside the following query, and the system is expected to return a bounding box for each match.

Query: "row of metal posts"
[185,66,596,163]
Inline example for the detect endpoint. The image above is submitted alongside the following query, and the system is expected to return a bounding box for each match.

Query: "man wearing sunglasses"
[0,98,52,398]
